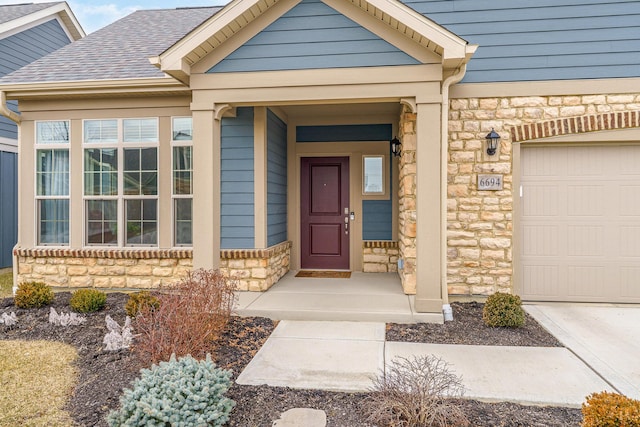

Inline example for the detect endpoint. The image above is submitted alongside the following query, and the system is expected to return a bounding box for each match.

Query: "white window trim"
[34,120,71,247]
[82,118,160,248]
[362,154,386,196]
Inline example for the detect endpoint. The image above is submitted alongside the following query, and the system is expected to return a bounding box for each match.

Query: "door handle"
[344,216,349,234]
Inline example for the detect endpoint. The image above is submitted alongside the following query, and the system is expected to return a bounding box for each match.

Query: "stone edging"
[510,111,640,142]
[220,241,292,259]
[13,247,193,259]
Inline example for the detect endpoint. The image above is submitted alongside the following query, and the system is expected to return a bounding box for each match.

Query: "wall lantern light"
[485,128,500,156]
[391,137,402,157]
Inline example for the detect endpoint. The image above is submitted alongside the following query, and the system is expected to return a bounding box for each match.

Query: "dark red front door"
[300,157,350,270]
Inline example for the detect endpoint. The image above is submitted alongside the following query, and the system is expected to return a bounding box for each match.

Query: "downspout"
[0,91,21,295]
[0,91,21,124]
[440,65,467,321]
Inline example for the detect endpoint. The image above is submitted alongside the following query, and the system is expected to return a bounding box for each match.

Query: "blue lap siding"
[221,107,255,249]
[207,0,420,73]
[405,0,640,82]
[0,151,17,267]
[267,110,288,247]
[0,19,73,139]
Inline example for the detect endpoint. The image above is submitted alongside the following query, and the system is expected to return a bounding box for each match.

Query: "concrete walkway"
[237,320,614,407]
[526,304,640,400]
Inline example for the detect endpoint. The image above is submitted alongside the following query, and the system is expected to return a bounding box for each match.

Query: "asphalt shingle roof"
[0,2,62,26]
[0,7,221,84]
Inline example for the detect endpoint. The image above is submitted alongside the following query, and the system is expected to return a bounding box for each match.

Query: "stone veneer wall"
[397,105,417,294]
[14,248,193,289]
[14,240,291,292]
[219,241,291,291]
[362,241,398,273]
[447,93,640,296]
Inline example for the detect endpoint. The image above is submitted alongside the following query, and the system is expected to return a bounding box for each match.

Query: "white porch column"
[191,106,221,270]
[414,102,444,312]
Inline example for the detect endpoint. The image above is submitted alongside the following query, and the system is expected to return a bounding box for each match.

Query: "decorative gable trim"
[0,2,84,42]
[154,0,476,82]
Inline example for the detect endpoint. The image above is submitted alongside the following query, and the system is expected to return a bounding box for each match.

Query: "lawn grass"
[0,270,12,299]
[0,340,77,427]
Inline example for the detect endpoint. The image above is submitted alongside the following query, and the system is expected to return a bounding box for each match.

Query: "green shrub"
[107,354,235,427]
[70,289,107,313]
[482,292,525,328]
[582,391,640,427]
[14,282,54,309]
[124,291,160,318]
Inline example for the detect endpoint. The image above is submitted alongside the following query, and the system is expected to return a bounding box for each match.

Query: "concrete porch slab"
[525,304,640,399]
[236,320,385,392]
[234,272,444,323]
[385,342,614,407]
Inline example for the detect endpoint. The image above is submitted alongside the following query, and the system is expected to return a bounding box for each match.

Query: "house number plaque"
[477,174,503,191]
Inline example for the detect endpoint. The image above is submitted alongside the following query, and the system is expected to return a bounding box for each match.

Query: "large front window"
[36,121,70,245]
[83,118,158,246]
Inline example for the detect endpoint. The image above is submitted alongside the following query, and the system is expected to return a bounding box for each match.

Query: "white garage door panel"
[520,145,640,303]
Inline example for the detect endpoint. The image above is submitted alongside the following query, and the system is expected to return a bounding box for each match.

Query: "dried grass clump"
[133,269,236,364]
[582,391,640,427]
[364,354,469,427]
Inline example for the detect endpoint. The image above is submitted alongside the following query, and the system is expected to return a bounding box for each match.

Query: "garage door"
[520,144,640,303]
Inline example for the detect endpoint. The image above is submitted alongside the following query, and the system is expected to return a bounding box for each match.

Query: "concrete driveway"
[525,304,640,399]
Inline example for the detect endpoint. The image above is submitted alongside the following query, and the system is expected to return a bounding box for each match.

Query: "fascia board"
[0,3,85,42]
[363,0,469,59]
[0,77,187,99]
[158,0,264,73]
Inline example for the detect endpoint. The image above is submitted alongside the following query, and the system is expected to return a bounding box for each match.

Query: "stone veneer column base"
[14,248,193,290]
[362,241,399,273]
[220,241,291,291]
[398,105,417,295]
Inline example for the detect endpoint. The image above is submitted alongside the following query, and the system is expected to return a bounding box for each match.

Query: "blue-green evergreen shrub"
[107,354,235,426]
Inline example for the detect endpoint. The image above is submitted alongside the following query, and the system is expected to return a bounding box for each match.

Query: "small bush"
[482,292,525,328]
[70,289,107,313]
[107,354,235,427]
[124,291,160,318]
[133,269,236,364]
[364,355,469,427]
[582,391,640,427]
[14,282,54,309]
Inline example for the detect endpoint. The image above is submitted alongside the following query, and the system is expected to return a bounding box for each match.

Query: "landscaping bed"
[0,293,582,426]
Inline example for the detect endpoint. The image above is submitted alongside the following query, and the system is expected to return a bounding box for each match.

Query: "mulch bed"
[0,293,582,426]
[386,301,563,347]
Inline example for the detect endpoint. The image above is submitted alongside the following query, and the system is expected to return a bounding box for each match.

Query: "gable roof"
[0,2,84,41]
[0,7,220,85]
[154,0,475,82]
[0,3,56,25]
